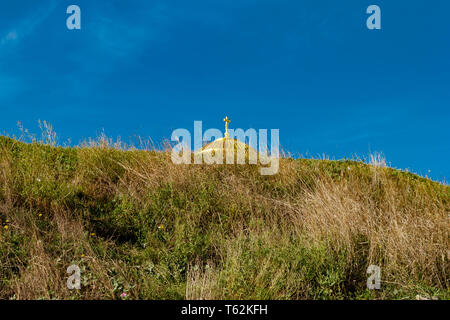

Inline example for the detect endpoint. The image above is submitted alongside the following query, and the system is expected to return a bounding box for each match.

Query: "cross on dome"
[224,116,231,138]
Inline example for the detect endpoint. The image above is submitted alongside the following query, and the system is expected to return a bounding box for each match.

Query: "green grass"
[0,135,448,300]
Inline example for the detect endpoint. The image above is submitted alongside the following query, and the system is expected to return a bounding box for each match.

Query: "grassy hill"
[0,135,448,299]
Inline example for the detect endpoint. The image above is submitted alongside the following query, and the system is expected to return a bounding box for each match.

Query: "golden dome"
[194,117,259,164]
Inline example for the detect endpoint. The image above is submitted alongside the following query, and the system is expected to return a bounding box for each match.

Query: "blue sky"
[0,0,449,182]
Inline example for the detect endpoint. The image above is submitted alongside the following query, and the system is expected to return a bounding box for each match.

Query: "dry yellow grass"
[0,134,448,299]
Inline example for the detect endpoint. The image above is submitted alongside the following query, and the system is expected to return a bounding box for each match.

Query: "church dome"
[194,117,259,164]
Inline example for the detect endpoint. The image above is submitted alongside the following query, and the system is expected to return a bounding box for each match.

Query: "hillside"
[0,135,448,299]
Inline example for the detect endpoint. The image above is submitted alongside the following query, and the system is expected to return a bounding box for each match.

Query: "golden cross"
[224,116,231,138]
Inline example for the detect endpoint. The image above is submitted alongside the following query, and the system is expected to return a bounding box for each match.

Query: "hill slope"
[0,136,448,299]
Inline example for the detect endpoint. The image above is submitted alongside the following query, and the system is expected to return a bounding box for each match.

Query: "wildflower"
[6,220,9,223]
[90,233,95,236]
[81,254,85,258]
[4,225,8,229]
[158,224,165,230]
[120,292,127,299]
[37,178,41,182]
[38,214,42,217]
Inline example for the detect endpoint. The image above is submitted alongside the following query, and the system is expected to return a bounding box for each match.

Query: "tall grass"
[0,129,448,300]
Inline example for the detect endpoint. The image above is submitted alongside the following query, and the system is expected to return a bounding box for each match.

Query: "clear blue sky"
[1,1,449,182]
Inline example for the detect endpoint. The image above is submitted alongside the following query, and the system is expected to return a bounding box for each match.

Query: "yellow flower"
[158,224,165,230]
[4,225,8,229]
[90,233,95,236]
[81,254,85,257]
[6,220,9,223]
[38,214,42,217]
